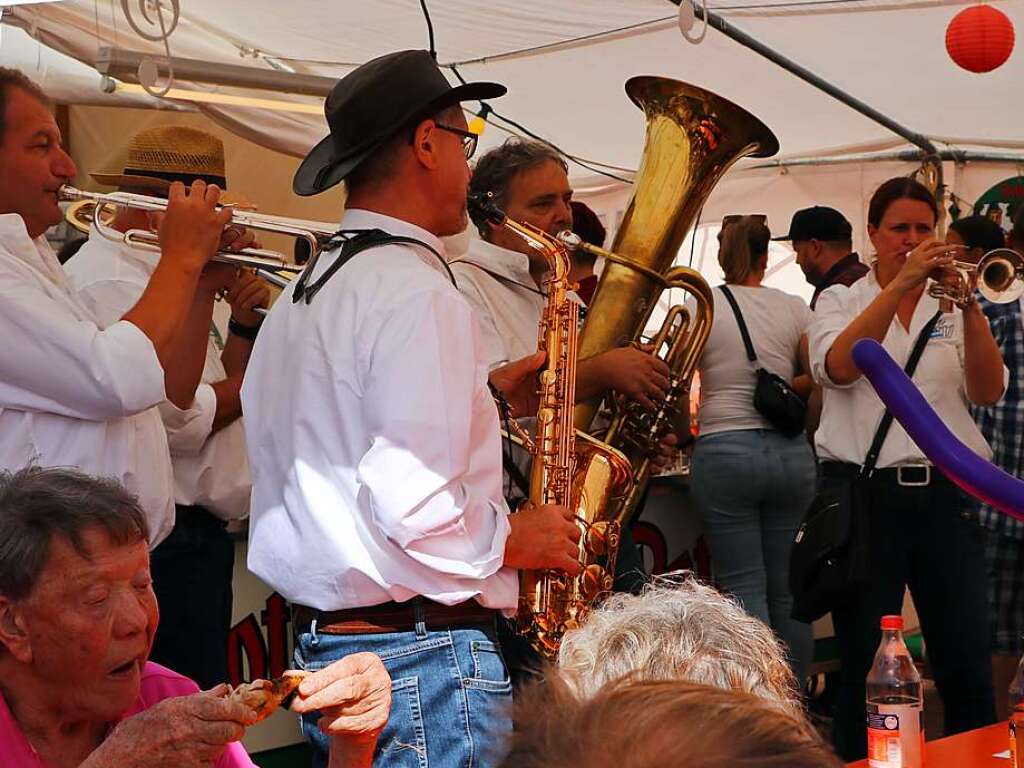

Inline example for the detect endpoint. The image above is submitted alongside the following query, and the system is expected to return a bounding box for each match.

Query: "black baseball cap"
[293,50,506,197]
[774,206,852,242]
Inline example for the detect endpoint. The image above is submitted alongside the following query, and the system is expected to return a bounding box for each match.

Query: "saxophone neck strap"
[292,228,456,305]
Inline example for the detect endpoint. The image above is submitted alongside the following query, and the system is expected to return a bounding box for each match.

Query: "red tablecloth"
[847,723,1008,767]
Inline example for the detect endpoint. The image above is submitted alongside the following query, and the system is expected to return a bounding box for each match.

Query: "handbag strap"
[719,284,758,363]
[860,310,942,476]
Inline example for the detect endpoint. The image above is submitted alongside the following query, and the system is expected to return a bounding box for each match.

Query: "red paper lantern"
[945,5,1015,73]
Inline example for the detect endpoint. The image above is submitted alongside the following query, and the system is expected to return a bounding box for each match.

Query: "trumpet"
[58,185,336,274]
[928,247,1024,308]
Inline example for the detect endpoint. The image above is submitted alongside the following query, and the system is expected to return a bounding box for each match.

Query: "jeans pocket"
[376,676,429,768]
[464,639,512,692]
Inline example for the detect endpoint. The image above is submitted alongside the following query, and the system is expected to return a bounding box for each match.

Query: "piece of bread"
[228,670,309,723]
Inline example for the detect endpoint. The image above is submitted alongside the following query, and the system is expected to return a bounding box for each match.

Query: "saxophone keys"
[580,564,611,600]
[585,522,609,555]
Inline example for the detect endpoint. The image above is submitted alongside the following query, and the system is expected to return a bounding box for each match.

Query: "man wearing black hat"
[777,206,866,309]
[241,50,580,768]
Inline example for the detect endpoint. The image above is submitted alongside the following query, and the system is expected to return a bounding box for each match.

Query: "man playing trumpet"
[0,68,240,548]
[63,126,270,690]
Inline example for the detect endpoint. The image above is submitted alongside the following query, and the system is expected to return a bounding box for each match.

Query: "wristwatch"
[228,317,262,342]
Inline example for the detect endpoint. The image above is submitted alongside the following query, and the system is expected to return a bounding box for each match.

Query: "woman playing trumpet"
[808,176,1006,760]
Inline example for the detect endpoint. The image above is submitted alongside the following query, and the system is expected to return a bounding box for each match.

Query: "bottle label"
[866,702,924,768]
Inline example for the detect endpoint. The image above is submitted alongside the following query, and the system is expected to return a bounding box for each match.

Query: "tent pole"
[750,149,1024,169]
[671,0,944,213]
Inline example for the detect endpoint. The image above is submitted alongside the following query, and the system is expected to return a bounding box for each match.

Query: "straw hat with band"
[293,49,506,197]
[89,125,252,207]
[74,125,253,237]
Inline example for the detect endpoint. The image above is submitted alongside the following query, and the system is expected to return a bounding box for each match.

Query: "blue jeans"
[294,613,512,768]
[690,428,816,682]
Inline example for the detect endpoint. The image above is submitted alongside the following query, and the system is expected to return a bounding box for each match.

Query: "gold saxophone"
[572,76,778,521]
[469,193,634,659]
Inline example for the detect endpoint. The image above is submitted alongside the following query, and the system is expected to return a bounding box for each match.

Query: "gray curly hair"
[557,573,799,710]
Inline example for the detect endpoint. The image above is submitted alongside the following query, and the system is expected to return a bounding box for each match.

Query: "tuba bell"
[572,76,778,523]
[574,76,778,431]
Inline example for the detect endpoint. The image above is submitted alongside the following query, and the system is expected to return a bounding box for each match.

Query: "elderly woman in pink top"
[0,467,390,768]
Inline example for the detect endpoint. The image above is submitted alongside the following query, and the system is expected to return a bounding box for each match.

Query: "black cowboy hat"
[293,49,506,197]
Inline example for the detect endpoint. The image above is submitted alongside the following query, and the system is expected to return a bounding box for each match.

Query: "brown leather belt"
[292,598,497,635]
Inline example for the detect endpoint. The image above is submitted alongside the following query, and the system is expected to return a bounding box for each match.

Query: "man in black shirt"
[776,206,867,309]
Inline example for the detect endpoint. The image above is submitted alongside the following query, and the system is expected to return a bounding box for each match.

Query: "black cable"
[419,0,436,60]
[689,206,703,267]
[448,64,633,184]
[489,110,634,184]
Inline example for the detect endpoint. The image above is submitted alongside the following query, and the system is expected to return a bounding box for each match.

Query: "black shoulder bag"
[719,285,807,438]
[788,311,942,622]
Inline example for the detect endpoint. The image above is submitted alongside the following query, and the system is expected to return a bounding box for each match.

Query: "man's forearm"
[221,331,255,377]
[163,290,217,409]
[328,736,378,768]
[123,260,203,371]
[210,374,244,432]
[575,356,609,401]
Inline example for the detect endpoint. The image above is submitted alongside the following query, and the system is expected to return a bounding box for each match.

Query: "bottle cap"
[881,615,903,630]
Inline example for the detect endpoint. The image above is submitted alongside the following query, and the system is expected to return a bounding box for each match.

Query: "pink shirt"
[0,662,256,767]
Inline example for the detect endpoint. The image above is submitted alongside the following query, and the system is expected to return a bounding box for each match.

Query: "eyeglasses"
[435,123,479,160]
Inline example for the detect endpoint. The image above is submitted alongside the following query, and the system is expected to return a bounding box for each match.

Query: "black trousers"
[149,504,236,690]
[831,472,996,760]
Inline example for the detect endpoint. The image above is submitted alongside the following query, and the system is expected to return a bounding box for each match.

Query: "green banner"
[972,175,1024,234]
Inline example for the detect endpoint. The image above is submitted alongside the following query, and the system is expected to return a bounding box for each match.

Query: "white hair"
[557,573,800,711]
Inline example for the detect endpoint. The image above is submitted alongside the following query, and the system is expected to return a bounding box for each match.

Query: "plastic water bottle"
[1008,653,1024,767]
[866,615,924,767]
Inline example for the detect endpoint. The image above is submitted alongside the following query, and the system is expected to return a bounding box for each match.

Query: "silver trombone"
[929,247,1024,307]
[59,185,336,275]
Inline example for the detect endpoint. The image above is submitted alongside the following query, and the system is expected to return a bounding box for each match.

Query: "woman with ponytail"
[690,216,816,686]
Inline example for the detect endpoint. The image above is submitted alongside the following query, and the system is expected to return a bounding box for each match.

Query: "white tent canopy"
[2,0,1022,301]
[5,0,1022,165]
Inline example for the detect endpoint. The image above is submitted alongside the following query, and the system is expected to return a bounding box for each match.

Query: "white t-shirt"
[696,285,812,436]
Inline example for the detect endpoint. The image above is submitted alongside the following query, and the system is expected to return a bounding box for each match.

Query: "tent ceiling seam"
[270,0,985,68]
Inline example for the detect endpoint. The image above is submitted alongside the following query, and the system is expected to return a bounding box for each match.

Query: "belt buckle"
[897,464,930,487]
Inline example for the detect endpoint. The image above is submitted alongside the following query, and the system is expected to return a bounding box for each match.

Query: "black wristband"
[228,317,261,342]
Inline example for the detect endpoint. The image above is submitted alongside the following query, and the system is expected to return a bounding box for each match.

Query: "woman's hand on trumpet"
[890,237,957,294]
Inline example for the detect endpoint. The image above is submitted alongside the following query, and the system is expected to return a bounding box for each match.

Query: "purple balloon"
[852,338,1024,520]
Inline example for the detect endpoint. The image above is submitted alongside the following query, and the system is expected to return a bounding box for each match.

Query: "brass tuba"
[469,193,633,659]
[575,76,779,435]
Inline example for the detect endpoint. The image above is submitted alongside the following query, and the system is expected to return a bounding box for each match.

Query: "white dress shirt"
[65,233,251,522]
[241,209,516,612]
[809,267,1007,467]
[449,238,545,371]
[0,215,173,544]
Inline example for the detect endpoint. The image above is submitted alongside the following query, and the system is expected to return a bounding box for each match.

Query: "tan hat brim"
[89,172,172,192]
